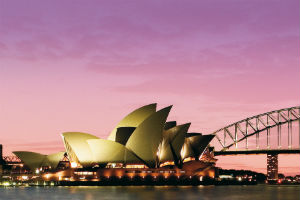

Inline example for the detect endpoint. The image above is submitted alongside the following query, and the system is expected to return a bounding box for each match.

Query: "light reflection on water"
[0,185,299,200]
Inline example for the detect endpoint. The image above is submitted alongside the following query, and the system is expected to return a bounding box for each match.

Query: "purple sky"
[0,0,299,175]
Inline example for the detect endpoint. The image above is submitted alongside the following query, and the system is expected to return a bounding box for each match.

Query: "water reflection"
[0,185,299,200]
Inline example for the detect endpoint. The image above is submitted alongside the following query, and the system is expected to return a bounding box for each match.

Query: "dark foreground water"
[0,185,299,200]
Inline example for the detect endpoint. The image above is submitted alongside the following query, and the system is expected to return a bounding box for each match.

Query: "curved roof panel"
[115,127,136,145]
[46,151,65,169]
[87,139,141,164]
[181,134,215,160]
[107,103,157,141]
[180,140,195,160]
[188,134,215,158]
[159,123,190,163]
[126,106,172,168]
[158,139,172,163]
[13,151,46,170]
[13,151,65,170]
[170,123,191,160]
[164,121,177,130]
[62,132,99,167]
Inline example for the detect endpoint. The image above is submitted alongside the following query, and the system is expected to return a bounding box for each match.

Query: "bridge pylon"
[267,153,278,181]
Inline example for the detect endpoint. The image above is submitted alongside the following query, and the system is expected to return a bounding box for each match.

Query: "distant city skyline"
[0,0,299,175]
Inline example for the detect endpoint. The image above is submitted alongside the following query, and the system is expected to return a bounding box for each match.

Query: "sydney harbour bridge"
[210,106,300,180]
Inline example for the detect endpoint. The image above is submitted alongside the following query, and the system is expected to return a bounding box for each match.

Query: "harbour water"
[0,185,299,200]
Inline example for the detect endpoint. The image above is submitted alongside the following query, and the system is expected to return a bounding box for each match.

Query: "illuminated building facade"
[267,153,278,180]
[11,104,217,184]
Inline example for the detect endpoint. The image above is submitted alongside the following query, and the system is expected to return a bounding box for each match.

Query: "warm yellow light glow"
[183,157,195,163]
[71,162,78,168]
[44,174,51,179]
[3,182,10,186]
[125,164,146,168]
[160,161,175,167]
[180,146,186,158]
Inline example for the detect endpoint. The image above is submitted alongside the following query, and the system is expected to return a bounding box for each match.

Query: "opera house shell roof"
[13,104,215,170]
[13,151,65,170]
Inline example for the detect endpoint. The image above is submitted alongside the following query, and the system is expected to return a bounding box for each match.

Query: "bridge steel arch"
[211,106,300,152]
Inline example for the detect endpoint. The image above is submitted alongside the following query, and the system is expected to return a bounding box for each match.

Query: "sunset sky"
[0,0,299,175]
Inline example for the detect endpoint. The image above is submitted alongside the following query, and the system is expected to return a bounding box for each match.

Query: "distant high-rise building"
[0,144,3,162]
[0,144,4,174]
[267,153,278,180]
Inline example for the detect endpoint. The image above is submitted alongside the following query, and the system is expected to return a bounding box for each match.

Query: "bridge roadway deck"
[214,149,300,155]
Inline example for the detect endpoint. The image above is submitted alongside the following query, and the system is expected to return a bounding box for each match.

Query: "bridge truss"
[2,156,21,164]
[211,106,300,152]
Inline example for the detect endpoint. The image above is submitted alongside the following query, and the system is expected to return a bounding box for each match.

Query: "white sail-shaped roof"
[107,103,157,141]
[87,139,141,164]
[46,151,65,169]
[115,127,136,145]
[188,134,215,158]
[181,134,215,160]
[62,132,99,167]
[180,139,195,160]
[170,123,191,160]
[126,106,172,168]
[159,123,190,163]
[13,151,65,170]
[13,151,46,170]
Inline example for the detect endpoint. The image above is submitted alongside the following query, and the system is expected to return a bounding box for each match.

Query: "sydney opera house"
[11,104,217,185]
